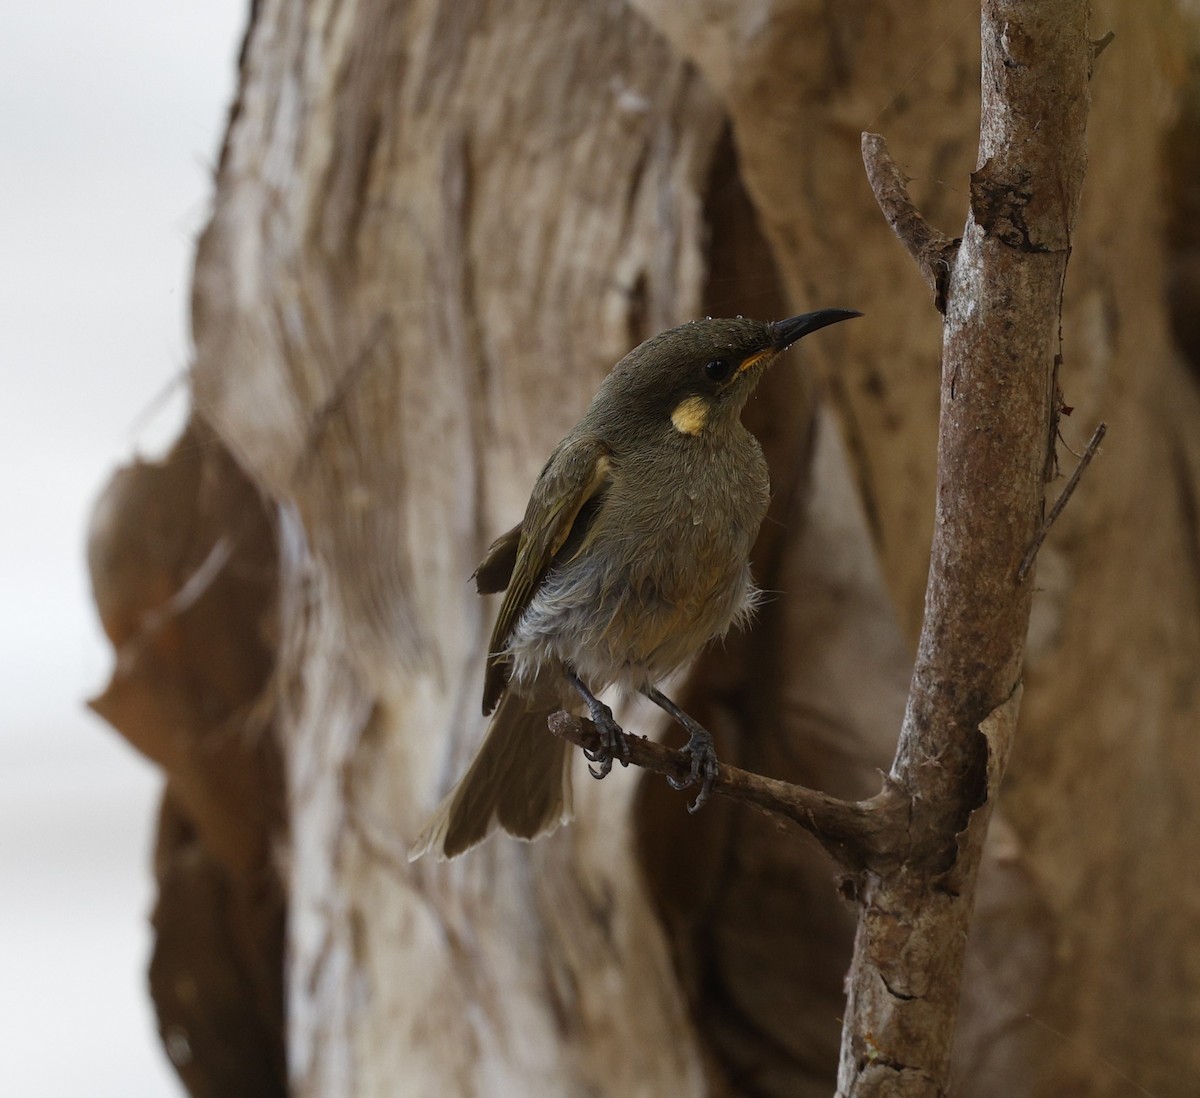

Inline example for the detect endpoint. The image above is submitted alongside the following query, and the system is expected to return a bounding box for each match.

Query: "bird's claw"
[667,728,719,813]
[582,701,629,780]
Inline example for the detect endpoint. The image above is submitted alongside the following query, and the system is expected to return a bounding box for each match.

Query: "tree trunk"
[88,1,1200,1095]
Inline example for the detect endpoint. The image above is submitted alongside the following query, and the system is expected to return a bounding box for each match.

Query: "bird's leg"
[643,686,719,813]
[566,671,630,779]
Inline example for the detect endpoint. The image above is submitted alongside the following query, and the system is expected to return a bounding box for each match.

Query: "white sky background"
[0,3,247,1094]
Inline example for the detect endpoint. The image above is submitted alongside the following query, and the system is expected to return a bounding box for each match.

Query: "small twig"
[1091,31,1116,61]
[861,132,960,312]
[1018,421,1107,581]
[548,711,909,872]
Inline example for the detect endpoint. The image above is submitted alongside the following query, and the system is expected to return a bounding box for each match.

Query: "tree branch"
[861,132,959,312]
[840,3,1092,1095]
[549,711,909,871]
[1017,420,1107,580]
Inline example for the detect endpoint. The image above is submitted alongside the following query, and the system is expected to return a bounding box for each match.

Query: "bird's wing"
[472,521,523,595]
[482,435,612,714]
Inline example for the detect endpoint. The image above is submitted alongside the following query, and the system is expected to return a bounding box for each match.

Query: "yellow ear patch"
[671,395,710,435]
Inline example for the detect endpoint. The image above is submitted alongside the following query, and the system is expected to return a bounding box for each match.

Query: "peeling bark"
[89,0,1200,1095]
[88,420,285,1095]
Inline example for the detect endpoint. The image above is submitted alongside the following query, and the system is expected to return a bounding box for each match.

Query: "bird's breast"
[507,433,770,693]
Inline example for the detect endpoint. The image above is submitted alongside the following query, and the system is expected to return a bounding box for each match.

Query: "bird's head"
[589,310,861,440]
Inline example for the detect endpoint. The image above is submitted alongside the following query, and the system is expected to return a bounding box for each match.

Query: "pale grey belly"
[506,542,760,695]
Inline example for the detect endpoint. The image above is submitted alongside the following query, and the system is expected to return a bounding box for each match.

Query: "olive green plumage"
[411,310,859,860]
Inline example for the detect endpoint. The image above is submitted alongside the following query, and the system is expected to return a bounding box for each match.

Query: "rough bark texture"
[836,5,1091,1093]
[194,4,730,1095]
[88,1,1200,1096]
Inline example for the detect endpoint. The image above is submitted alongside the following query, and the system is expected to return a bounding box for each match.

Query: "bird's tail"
[409,688,574,860]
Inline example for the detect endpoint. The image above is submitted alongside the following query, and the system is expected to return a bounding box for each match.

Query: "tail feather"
[409,690,573,860]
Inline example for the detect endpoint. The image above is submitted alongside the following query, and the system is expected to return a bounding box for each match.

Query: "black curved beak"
[770,308,862,351]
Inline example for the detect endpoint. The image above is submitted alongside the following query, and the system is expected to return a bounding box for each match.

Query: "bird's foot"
[667,726,719,813]
[642,686,720,813]
[567,672,630,779]
[581,699,630,779]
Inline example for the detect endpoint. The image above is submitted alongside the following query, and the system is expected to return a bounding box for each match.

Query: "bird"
[410,310,860,859]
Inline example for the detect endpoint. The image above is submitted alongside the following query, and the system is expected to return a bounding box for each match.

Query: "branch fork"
[861,133,960,312]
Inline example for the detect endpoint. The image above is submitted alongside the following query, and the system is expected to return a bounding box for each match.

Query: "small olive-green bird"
[411,310,859,859]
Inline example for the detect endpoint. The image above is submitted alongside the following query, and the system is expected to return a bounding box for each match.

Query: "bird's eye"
[704,358,733,382]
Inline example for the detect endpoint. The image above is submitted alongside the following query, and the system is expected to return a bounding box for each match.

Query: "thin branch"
[861,132,960,312]
[1091,30,1115,61]
[548,711,909,871]
[1018,421,1107,580]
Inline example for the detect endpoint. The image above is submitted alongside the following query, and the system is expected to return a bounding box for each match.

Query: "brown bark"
[88,1,1200,1095]
[88,421,285,1096]
[835,4,1091,1091]
[193,4,730,1095]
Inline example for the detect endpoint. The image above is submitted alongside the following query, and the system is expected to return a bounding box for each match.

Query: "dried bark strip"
[841,2,1092,1094]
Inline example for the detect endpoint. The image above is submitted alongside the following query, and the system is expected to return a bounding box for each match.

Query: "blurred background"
[0,3,245,1093]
